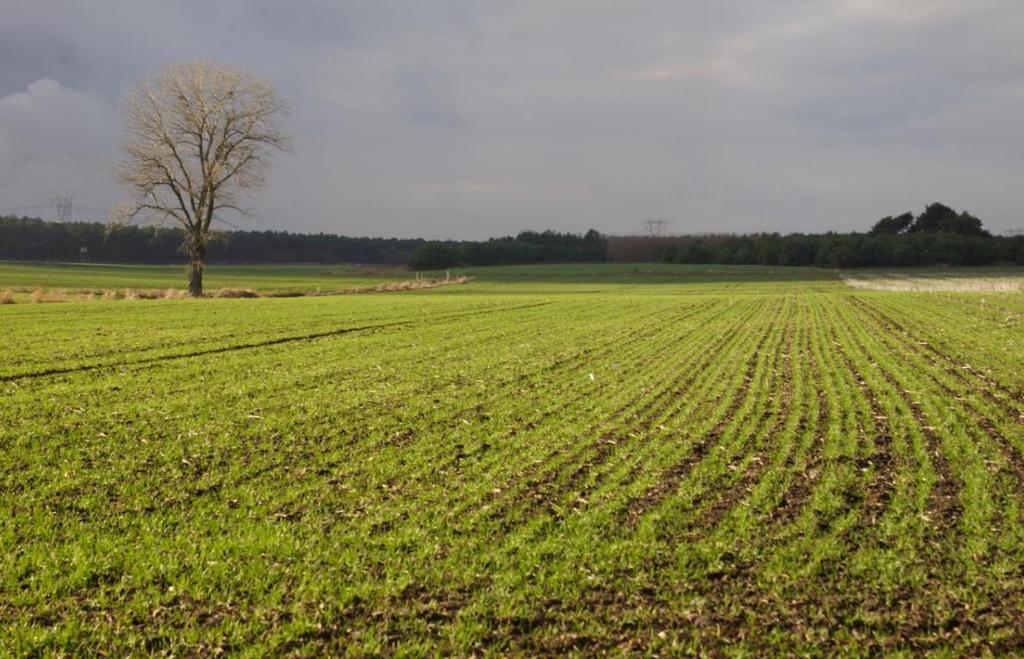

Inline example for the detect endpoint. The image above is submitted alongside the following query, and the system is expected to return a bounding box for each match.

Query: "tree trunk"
[188,260,204,297]
[187,231,206,297]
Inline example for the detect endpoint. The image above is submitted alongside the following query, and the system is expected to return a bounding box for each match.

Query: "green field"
[0,262,409,294]
[3,264,1024,654]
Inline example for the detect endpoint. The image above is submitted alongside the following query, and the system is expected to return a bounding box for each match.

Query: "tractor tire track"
[0,301,557,383]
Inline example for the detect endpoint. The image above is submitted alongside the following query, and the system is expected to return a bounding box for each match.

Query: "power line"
[74,205,111,215]
[0,201,111,217]
[0,205,53,213]
[214,217,245,230]
[2,199,248,230]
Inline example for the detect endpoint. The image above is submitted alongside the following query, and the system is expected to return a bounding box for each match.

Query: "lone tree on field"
[115,60,290,296]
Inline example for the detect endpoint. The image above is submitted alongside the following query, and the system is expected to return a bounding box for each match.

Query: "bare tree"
[115,60,290,296]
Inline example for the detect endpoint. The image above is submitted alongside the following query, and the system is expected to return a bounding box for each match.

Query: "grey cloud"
[0,0,1022,237]
[0,31,91,96]
[0,78,116,218]
[392,64,463,127]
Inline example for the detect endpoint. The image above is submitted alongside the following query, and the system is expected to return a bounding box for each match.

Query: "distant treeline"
[0,216,424,264]
[408,203,1023,269]
[611,232,1024,268]
[610,204,1024,268]
[408,230,608,269]
[3,202,1022,269]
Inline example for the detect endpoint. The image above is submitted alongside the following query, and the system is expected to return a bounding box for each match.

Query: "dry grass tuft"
[9,275,473,305]
[364,276,472,294]
[130,289,170,300]
[29,288,69,303]
[213,287,260,298]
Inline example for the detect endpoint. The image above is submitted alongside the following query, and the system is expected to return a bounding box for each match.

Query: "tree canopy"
[116,60,290,295]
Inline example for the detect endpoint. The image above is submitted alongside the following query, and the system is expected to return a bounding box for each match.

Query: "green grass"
[0,262,409,293]
[3,263,1024,654]
[454,262,837,280]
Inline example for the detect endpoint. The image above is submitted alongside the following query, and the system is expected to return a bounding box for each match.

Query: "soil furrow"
[620,312,780,526]
[827,323,898,533]
[477,299,764,524]
[842,300,964,533]
[680,316,800,532]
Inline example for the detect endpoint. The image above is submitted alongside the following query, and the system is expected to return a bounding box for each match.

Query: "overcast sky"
[1,1,1022,238]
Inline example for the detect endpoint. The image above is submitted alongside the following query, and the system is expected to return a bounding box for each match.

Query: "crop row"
[2,287,1024,654]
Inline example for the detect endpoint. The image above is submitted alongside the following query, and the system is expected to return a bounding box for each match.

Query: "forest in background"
[2,203,1021,269]
[410,203,1023,268]
[0,216,424,265]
